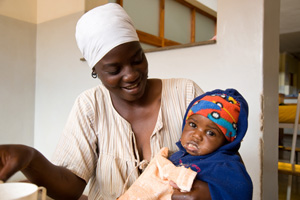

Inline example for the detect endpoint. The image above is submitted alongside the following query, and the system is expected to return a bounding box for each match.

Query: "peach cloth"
[118,147,197,200]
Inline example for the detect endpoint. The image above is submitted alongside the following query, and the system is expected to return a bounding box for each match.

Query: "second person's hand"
[171,179,212,200]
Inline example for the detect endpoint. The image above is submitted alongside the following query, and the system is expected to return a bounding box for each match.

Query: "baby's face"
[180,114,227,156]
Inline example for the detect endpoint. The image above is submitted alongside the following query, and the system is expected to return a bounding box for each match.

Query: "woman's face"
[180,114,227,156]
[94,41,148,102]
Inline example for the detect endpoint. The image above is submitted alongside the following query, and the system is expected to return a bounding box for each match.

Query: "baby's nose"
[192,132,203,141]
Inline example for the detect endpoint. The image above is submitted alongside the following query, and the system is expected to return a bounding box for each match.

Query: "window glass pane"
[165,0,190,44]
[195,12,215,41]
[141,42,156,50]
[123,0,159,36]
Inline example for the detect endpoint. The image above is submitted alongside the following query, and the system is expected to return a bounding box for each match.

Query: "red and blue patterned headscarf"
[184,90,243,142]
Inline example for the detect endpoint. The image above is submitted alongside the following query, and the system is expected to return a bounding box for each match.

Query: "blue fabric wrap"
[169,88,253,200]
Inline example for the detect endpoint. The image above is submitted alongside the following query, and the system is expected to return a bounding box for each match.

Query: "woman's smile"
[122,80,140,92]
[123,83,139,90]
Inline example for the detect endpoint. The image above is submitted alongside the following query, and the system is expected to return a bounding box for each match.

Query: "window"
[85,0,217,49]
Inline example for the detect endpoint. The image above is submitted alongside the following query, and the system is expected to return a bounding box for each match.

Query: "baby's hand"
[169,180,179,189]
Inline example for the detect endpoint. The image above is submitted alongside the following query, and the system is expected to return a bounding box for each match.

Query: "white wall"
[0,0,83,24]
[0,0,37,23]
[0,16,36,146]
[37,0,83,24]
[0,15,37,182]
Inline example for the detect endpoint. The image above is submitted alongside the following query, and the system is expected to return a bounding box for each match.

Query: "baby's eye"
[189,122,197,128]
[206,130,216,137]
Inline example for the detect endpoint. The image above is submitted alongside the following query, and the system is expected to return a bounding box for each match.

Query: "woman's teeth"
[125,83,138,89]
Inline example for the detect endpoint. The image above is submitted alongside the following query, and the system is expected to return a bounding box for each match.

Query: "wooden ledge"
[278,162,300,176]
[278,145,300,152]
[144,40,216,53]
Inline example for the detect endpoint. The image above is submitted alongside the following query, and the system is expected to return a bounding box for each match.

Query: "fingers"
[0,165,17,182]
[169,180,179,189]
[171,179,211,200]
[0,145,28,182]
[171,189,180,198]
[171,190,191,200]
[0,154,19,182]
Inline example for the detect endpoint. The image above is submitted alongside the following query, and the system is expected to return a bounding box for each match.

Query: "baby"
[119,89,253,200]
[169,88,253,200]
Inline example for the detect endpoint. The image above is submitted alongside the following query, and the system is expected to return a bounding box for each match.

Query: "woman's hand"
[0,144,86,199]
[0,145,35,182]
[171,179,212,200]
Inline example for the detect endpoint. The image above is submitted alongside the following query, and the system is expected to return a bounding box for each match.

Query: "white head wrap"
[75,3,139,68]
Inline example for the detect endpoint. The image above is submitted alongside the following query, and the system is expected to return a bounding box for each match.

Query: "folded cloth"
[117,147,196,200]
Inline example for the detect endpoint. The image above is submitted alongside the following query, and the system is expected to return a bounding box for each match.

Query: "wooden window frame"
[117,0,217,48]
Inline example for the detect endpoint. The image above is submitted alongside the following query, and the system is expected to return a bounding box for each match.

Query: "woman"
[0,3,211,200]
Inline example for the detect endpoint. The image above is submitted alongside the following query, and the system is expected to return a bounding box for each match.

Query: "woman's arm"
[0,145,86,200]
[171,179,212,200]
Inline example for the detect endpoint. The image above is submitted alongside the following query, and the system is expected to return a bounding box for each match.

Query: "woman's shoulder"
[75,84,109,105]
[159,78,204,107]
[161,78,203,94]
[161,78,195,85]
